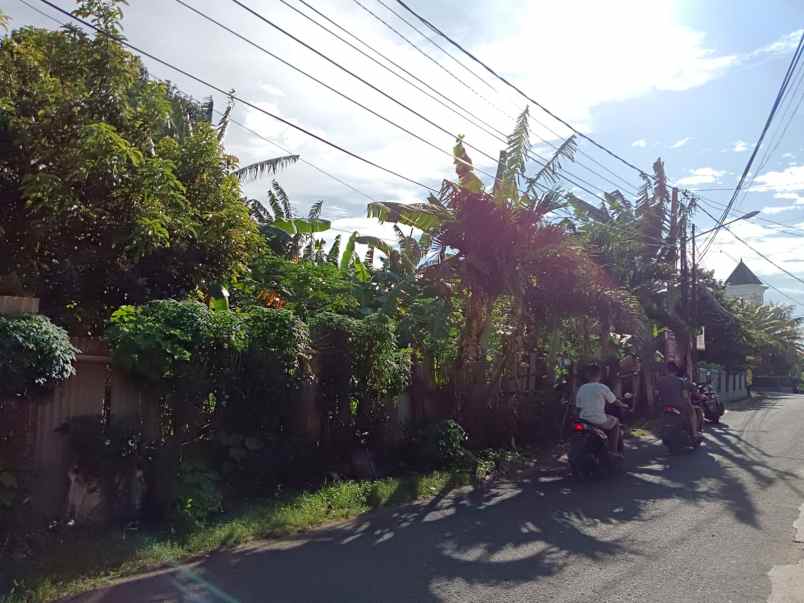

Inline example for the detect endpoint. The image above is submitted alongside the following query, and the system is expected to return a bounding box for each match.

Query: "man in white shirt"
[576,365,626,454]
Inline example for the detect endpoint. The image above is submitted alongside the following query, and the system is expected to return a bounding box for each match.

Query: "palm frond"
[452,137,484,193]
[339,231,359,273]
[326,235,342,265]
[308,200,324,221]
[272,180,294,219]
[216,93,235,142]
[267,190,285,220]
[302,240,314,262]
[528,135,577,189]
[367,201,452,232]
[246,198,273,224]
[356,236,394,257]
[234,155,299,183]
[495,107,530,200]
[272,217,331,236]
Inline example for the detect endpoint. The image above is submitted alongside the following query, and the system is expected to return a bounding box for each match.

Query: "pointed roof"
[725,260,764,286]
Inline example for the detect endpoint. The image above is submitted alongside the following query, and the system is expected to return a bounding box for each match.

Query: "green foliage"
[311,312,411,406]
[408,420,469,469]
[245,253,361,319]
[0,18,258,333]
[727,300,804,375]
[0,314,78,397]
[105,300,245,398]
[173,460,223,529]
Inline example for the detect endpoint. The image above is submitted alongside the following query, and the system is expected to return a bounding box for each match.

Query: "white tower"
[724,260,766,305]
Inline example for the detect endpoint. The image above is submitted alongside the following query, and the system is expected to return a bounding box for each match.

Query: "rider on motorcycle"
[657,362,703,441]
[575,364,629,456]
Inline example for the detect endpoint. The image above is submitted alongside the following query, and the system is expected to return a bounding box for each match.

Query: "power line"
[718,249,804,308]
[218,0,628,206]
[39,0,439,194]
[700,31,804,258]
[181,0,508,174]
[690,191,804,238]
[350,0,641,196]
[373,0,501,96]
[351,0,516,121]
[697,203,804,288]
[16,0,405,249]
[392,0,652,180]
[283,0,509,144]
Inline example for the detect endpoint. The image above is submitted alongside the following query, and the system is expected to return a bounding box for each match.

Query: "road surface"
[70,392,804,602]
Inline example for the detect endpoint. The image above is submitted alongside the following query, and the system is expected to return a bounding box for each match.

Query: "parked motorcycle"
[696,383,724,424]
[661,403,702,454]
[569,394,631,480]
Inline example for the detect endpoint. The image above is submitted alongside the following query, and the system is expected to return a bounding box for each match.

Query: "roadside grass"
[3,457,524,603]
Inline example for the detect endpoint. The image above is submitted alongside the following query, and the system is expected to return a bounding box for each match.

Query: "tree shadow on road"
[73,415,793,602]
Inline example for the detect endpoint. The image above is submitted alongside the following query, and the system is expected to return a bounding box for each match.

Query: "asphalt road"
[71,392,804,603]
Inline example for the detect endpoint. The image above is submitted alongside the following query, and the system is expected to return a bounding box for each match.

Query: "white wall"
[725,284,766,305]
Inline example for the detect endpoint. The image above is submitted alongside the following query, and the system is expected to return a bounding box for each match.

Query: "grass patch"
[2,469,474,603]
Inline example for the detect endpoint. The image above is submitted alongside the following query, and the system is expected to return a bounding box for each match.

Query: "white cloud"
[702,220,804,284]
[783,152,796,159]
[751,164,804,192]
[774,192,804,204]
[104,3,804,224]
[750,29,804,58]
[676,167,726,186]
[761,205,801,215]
[733,140,749,152]
[670,137,692,149]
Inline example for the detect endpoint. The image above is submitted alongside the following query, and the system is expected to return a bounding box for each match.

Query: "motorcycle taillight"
[663,405,681,415]
[573,422,586,432]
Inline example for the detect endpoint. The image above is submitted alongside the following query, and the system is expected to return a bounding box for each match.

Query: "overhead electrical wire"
[180,0,510,175]
[350,0,516,121]
[349,0,641,196]
[392,0,653,180]
[38,0,439,194]
[216,0,629,205]
[16,0,405,250]
[696,203,804,288]
[700,31,804,258]
[373,0,500,95]
[16,0,389,210]
[283,0,639,198]
[726,54,804,219]
[718,249,804,309]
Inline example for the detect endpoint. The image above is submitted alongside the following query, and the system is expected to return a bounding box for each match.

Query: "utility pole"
[691,222,698,373]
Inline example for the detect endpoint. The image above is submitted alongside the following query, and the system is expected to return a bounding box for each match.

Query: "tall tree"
[368,108,634,381]
[0,3,262,332]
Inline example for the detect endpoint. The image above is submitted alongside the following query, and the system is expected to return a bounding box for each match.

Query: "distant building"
[724,260,766,305]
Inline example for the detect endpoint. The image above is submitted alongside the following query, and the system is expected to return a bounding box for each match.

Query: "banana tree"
[368,108,635,384]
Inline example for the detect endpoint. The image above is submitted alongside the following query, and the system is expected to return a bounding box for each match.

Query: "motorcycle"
[696,383,724,424]
[661,402,702,454]
[569,394,631,480]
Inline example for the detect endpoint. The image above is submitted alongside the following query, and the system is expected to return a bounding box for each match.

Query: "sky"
[5,0,804,313]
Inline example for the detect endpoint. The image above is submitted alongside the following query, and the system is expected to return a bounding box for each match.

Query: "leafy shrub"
[0,314,78,397]
[173,460,223,529]
[310,312,411,451]
[106,300,246,397]
[408,420,469,469]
